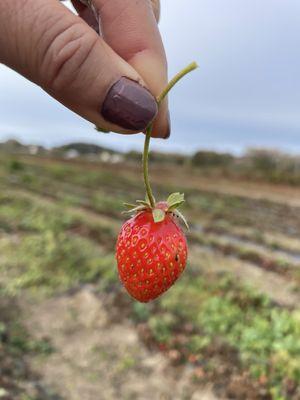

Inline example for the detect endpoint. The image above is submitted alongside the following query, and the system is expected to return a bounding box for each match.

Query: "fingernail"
[164,110,171,139]
[102,77,158,131]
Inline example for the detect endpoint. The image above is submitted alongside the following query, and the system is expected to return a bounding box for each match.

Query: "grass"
[0,296,56,400]
[0,232,116,295]
[137,271,300,398]
[2,320,53,356]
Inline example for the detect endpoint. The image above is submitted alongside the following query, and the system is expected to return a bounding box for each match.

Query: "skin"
[0,0,169,138]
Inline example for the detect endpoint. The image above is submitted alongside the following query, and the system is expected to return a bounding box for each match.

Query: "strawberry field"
[0,152,300,400]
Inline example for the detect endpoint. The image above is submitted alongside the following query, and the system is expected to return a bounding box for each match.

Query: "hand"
[0,0,169,138]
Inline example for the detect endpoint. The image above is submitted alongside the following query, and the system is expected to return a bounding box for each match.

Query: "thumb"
[0,0,158,134]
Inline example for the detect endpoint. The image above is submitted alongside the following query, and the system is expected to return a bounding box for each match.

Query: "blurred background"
[0,1,300,399]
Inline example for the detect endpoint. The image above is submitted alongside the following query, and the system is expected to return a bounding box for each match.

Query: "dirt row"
[21,287,220,400]
[6,188,300,309]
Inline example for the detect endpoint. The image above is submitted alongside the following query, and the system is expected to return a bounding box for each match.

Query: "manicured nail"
[164,110,171,139]
[102,78,158,131]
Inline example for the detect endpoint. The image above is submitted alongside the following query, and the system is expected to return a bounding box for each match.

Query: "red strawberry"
[116,199,188,302]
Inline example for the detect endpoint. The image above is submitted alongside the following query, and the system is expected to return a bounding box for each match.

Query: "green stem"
[142,61,198,208]
[157,62,198,105]
[143,124,155,208]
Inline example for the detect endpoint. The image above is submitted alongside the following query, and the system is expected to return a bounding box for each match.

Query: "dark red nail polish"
[102,78,158,131]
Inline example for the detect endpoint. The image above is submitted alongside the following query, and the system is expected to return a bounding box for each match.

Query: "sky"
[0,0,300,154]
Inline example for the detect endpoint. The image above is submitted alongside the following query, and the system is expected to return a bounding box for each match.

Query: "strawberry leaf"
[123,203,138,209]
[122,205,147,214]
[167,192,185,210]
[173,209,189,230]
[136,200,151,207]
[152,208,165,223]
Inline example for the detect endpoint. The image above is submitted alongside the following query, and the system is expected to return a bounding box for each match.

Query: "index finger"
[75,0,169,138]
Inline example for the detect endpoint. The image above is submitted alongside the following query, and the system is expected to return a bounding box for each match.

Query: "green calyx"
[152,208,165,223]
[123,192,189,229]
[167,192,185,210]
[123,62,198,230]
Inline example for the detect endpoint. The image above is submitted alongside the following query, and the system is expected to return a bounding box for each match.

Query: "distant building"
[100,152,124,163]
[100,152,111,163]
[28,145,39,155]
[64,149,79,159]
[111,154,124,164]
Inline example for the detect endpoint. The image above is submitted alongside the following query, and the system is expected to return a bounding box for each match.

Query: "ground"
[22,287,219,400]
[0,153,299,400]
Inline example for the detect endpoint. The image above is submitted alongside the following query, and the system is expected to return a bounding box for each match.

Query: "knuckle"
[0,0,39,66]
[40,20,98,94]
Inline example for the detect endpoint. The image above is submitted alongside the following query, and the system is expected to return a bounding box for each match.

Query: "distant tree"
[125,151,141,162]
[192,151,234,167]
[0,139,25,153]
[243,149,300,184]
[125,150,187,165]
[53,142,119,156]
[245,149,278,173]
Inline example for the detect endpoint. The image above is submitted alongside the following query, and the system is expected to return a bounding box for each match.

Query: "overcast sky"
[1,0,300,154]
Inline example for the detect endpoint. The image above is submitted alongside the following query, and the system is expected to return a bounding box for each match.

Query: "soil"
[21,287,221,400]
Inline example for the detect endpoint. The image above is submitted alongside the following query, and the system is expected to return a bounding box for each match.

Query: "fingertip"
[164,110,171,139]
[150,98,170,139]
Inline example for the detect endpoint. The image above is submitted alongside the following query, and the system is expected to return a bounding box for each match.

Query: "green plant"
[8,159,24,172]
[148,313,176,343]
[1,232,115,294]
